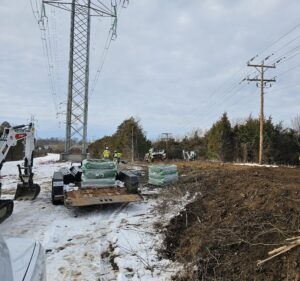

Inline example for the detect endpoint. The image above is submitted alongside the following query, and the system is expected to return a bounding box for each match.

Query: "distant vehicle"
[182,150,197,161]
[0,235,46,281]
[144,148,167,162]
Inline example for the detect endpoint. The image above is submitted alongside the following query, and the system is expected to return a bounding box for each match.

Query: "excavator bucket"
[0,199,14,223]
[14,183,40,201]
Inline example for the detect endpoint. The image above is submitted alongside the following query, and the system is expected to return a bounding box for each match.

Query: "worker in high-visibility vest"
[113,151,122,163]
[103,147,111,159]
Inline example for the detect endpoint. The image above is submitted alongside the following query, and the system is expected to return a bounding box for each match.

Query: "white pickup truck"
[0,235,46,281]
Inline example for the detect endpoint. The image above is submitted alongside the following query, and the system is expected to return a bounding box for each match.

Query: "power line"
[89,3,126,97]
[277,63,300,77]
[29,2,63,119]
[39,20,60,115]
[172,69,247,131]
[271,33,300,57]
[176,73,252,134]
[95,0,112,13]
[160,24,300,136]
[90,27,114,96]
[275,43,300,62]
[178,23,300,137]
[174,31,300,134]
[265,83,300,94]
[257,22,300,58]
[187,83,249,131]
[30,0,40,21]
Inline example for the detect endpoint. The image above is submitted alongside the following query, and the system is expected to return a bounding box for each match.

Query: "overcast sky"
[0,0,299,140]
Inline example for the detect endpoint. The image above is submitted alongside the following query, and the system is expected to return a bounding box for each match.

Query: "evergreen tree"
[233,116,299,164]
[113,117,151,159]
[234,116,260,162]
[88,117,151,160]
[206,113,234,161]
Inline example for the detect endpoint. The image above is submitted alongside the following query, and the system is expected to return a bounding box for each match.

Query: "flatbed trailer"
[51,170,143,207]
[64,187,142,207]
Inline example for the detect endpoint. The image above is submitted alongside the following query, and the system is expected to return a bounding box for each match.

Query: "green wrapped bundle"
[83,168,117,179]
[149,171,178,180]
[82,159,116,170]
[148,165,177,175]
[148,173,179,186]
[81,176,116,187]
[148,165,179,186]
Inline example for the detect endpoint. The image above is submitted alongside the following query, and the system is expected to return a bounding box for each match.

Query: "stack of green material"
[148,164,178,186]
[81,159,117,187]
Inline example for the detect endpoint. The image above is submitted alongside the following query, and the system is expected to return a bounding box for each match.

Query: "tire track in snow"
[98,203,129,281]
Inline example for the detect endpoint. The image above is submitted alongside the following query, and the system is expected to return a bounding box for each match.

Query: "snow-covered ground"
[0,154,185,281]
[234,162,279,168]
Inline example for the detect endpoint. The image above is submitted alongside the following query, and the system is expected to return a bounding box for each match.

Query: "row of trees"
[205,113,299,164]
[3,114,299,164]
[89,115,299,165]
[153,114,299,165]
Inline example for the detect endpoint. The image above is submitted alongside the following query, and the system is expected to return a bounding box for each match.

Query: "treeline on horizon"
[89,114,300,165]
[2,113,299,165]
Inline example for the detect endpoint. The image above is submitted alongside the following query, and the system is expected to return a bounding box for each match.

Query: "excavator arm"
[0,124,33,167]
[0,123,40,223]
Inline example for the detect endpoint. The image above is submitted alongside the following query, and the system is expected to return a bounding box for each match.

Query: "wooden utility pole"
[131,126,134,162]
[247,63,276,165]
[162,132,172,155]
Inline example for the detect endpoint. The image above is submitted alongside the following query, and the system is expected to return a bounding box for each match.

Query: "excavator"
[0,123,40,223]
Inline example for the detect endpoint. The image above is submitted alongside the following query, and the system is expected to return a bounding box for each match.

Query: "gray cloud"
[0,0,299,140]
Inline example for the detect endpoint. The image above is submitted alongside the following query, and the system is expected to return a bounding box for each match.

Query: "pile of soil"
[162,162,300,281]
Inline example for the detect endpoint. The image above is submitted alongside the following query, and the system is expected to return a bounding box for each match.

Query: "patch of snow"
[234,162,279,168]
[0,153,190,280]
[130,166,144,171]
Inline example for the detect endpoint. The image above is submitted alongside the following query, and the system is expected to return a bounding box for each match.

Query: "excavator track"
[0,199,14,224]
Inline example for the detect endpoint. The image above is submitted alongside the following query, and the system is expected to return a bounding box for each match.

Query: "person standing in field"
[103,147,111,159]
[113,150,122,163]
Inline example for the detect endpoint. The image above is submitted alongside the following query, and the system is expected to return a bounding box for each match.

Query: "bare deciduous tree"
[291,115,300,146]
[292,115,300,133]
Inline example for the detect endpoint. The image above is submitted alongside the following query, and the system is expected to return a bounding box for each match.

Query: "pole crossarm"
[247,63,276,69]
[247,78,276,82]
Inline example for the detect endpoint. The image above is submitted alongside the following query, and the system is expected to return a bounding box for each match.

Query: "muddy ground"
[162,162,300,281]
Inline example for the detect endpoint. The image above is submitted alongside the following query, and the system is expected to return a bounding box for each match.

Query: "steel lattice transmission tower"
[65,0,91,158]
[41,0,121,161]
